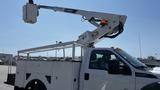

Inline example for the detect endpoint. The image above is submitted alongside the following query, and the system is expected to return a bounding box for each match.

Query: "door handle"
[84,73,89,80]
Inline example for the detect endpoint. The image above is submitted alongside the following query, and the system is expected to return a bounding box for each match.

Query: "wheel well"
[25,79,47,90]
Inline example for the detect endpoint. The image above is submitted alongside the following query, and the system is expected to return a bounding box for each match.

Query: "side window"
[110,55,116,60]
[110,54,125,67]
[89,50,106,70]
[89,50,131,75]
[89,50,112,70]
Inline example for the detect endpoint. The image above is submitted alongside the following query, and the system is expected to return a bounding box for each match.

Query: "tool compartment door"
[14,61,27,88]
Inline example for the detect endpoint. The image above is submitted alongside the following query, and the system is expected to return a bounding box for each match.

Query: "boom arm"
[23,1,127,47]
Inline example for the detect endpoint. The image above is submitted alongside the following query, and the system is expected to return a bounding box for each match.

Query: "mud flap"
[4,73,15,86]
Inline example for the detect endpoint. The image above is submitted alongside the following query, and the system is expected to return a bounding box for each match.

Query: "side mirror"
[108,60,120,74]
[23,3,38,24]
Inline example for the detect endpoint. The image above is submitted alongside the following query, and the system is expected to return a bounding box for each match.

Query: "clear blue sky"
[0,0,160,58]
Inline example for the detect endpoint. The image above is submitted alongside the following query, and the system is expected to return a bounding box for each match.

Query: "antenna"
[138,33,142,58]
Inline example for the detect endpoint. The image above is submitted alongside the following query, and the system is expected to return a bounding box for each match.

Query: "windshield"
[115,48,147,69]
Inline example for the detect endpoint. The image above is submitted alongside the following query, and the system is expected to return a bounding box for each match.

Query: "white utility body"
[7,0,160,90]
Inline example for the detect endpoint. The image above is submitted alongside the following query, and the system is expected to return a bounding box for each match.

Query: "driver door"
[82,49,135,90]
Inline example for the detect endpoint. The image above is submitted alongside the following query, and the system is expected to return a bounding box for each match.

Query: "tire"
[25,80,47,90]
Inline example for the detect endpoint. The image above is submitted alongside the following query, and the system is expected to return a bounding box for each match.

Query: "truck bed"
[15,60,81,90]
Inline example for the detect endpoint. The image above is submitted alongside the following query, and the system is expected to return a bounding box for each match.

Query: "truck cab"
[81,47,160,90]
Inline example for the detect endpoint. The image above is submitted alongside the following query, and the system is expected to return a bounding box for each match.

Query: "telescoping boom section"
[23,2,127,47]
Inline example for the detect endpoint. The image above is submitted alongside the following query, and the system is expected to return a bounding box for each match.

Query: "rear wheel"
[25,80,47,90]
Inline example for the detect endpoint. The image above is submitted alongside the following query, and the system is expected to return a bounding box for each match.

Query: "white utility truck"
[5,0,160,90]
